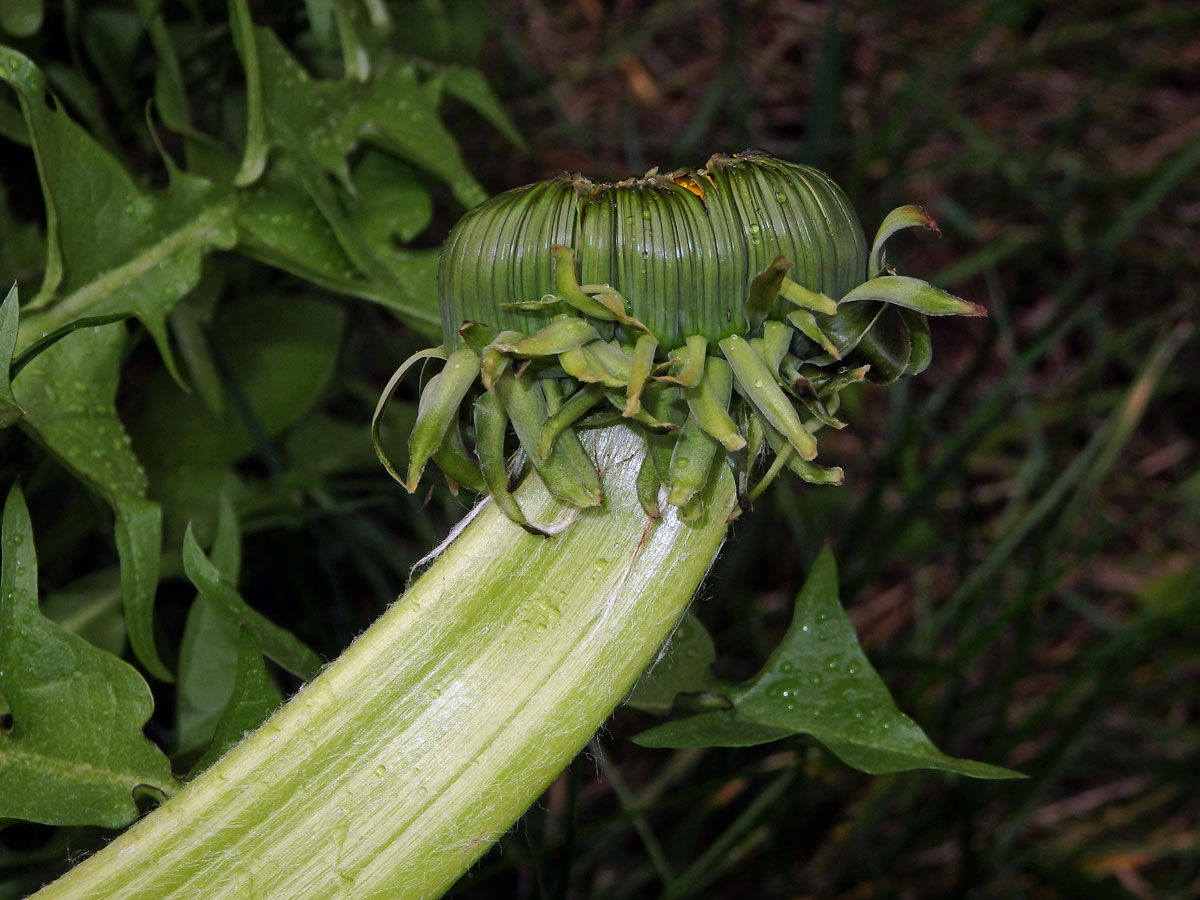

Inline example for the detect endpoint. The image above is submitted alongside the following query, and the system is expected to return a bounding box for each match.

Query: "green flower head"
[375,152,984,533]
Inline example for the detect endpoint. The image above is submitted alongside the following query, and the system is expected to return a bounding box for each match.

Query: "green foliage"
[0,0,518,843]
[0,486,177,828]
[8,1,1182,897]
[181,525,322,681]
[184,628,282,779]
[0,286,20,428]
[634,548,1016,778]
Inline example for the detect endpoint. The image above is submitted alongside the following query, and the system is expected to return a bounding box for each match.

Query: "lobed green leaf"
[634,548,1020,779]
[0,486,178,828]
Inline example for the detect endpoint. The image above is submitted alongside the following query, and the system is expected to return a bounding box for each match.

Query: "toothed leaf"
[635,548,1020,779]
[0,486,178,827]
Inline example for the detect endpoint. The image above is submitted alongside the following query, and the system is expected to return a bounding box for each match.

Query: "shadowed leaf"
[182,526,322,681]
[186,628,281,779]
[0,485,177,828]
[635,548,1020,778]
[0,284,22,428]
[0,47,237,380]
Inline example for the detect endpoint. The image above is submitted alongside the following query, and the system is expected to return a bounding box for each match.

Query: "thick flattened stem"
[32,428,735,900]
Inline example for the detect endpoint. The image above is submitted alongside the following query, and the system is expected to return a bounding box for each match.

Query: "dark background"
[1,1,1197,897]
[449,3,1200,897]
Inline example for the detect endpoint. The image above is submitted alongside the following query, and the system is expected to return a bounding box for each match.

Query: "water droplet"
[809,673,822,685]
[800,624,809,632]
[769,679,802,711]
[373,764,386,777]
[429,688,442,699]
[780,661,794,673]
[824,655,839,671]
[846,664,858,675]
[854,709,864,719]
[754,379,764,388]
[748,223,761,235]
[775,192,788,203]
[418,786,429,796]
[642,209,652,220]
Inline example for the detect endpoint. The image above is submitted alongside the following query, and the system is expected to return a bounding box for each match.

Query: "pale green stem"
[32,427,734,900]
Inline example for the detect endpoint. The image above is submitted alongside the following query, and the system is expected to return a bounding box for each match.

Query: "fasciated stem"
[32,427,734,900]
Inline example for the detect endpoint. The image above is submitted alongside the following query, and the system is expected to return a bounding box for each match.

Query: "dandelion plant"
[6,148,1012,900]
[1,5,1017,899]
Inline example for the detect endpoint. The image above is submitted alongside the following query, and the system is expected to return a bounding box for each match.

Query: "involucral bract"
[375,152,985,531]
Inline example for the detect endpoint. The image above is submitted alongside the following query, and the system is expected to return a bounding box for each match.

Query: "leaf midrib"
[16,200,238,353]
[0,741,162,788]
